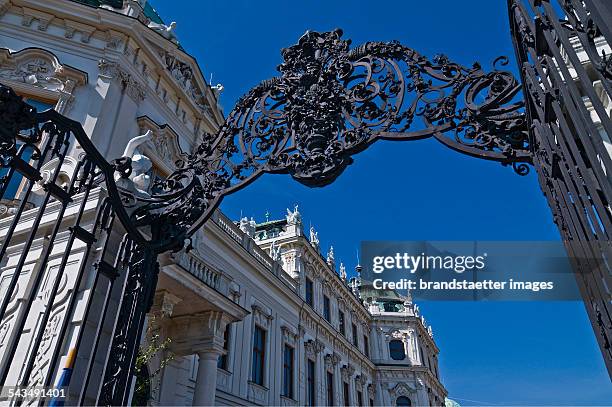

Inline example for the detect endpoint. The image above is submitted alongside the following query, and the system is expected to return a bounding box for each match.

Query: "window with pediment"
[0,48,86,115]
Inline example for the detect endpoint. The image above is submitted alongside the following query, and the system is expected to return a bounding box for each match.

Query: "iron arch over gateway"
[0,0,610,405]
[130,28,532,251]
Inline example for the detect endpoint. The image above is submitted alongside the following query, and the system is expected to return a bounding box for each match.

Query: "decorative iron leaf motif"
[143,29,531,241]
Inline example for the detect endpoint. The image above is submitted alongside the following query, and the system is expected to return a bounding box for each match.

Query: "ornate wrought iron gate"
[0,86,157,405]
[509,0,612,375]
[0,1,609,405]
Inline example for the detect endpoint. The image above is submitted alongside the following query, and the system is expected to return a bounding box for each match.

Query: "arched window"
[397,396,412,406]
[389,339,406,360]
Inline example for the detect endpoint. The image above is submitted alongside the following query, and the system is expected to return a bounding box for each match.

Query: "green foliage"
[131,319,174,406]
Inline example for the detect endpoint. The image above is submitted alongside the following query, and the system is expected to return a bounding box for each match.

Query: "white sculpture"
[326,246,335,269]
[212,83,224,97]
[239,216,256,237]
[339,262,347,280]
[286,204,302,226]
[269,240,282,261]
[148,21,178,44]
[115,130,153,197]
[309,225,319,248]
[239,216,249,231]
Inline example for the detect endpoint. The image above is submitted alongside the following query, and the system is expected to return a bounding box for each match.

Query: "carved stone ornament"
[304,338,325,358]
[251,303,273,329]
[341,363,355,380]
[152,290,182,318]
[155,46,211,111]
[136,115,189,174]
[0,48,87,114]
[281,325,298,345]
[324,352,341,369]
[389,382,416,398]
[98,59,146,102]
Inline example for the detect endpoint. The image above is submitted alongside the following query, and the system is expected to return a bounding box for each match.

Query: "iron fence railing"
[509,0,612,375]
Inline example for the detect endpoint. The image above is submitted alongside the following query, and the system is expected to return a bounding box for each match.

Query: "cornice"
[262,233,372,322]
[2,0,224,130]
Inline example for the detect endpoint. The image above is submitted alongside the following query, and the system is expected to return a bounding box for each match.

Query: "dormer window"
[383,301,401,312]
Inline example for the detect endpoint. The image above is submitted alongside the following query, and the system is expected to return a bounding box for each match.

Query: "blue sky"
[151,0,612,404]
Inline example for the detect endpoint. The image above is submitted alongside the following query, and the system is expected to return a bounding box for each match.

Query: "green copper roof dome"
[359,280,406,302]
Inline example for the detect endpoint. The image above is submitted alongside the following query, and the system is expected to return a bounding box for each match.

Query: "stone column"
[341,364,355,406]
[334,360,342,406]
[194,350,223,406]
[168,311,232,407]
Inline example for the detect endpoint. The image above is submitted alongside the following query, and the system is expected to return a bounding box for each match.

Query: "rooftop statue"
[269,239,282,261]
[339,262,347,280]
[286,204,302,225]
[309,225,319,248]
[326,246,335,269]
[147,21,178,44]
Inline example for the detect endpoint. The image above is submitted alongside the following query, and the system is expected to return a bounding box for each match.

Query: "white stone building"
[154,208,446,406]
[0,0,447,405]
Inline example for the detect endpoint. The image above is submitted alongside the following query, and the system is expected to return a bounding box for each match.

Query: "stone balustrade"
[172,250,231,296]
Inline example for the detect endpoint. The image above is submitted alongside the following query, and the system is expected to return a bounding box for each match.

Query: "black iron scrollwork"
[0,30,532,251]
[132,29,531,247]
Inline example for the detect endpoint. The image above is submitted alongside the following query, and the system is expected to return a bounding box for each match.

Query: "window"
[0,96,54,200]
[323,295,331,321]
[352,323,358,347]
[305,278,314,307]
[307,359,316,406]
[343,381,350,406]
[363,335,369,357]
[397,396,412,406]
[0,145,33,200]
[22,97,55,112]
[339,311,345,335]
[251,326,266,385]
[217,324,231,370]
[282,344,294,398]
[326,371,334,406]
[383,301,399,312]
[389,339,406,361]
[357,390,363,407]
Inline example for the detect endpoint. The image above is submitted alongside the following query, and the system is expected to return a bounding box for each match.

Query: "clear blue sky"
[152,1,612,404]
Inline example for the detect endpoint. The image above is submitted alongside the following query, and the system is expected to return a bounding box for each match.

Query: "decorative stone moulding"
[32,156,79,194]
[136,115,189,175]
[0,48,87,114]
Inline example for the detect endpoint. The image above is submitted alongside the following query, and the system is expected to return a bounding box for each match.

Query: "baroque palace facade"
[0,0,447,405]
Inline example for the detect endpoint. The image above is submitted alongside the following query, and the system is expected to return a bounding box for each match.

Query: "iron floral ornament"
[134,29,531,247]
[0,29,532,251]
